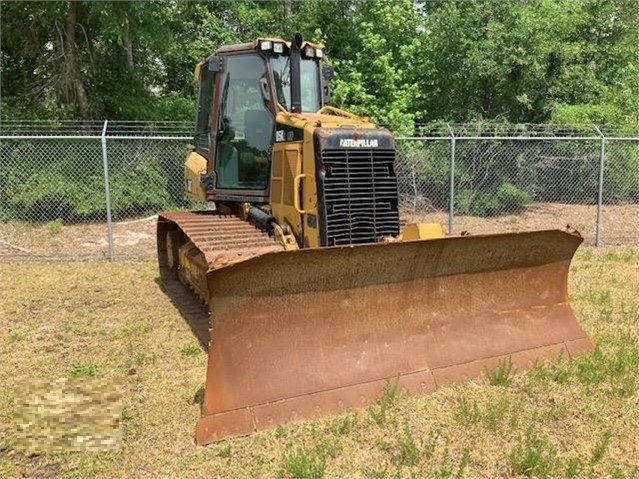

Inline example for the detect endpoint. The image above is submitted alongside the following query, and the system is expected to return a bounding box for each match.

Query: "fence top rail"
[411,123,638,139]
[0,120,194,137]
[595,124,639,138]
[0,134,193,140]
[413,122,605,138]
[2,134,637,142]
[1,119,637,140]
[396,135,611,141]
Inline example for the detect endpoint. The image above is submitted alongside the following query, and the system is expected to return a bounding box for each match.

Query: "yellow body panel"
[270,110,380,248]
[184,151,208,202]
[299,124,320,248]
[398,223,446,241]
[276,109,377,131]
[269,142,304,241]
[193,61,203,82]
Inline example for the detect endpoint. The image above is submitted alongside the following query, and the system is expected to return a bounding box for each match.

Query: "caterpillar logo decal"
[339,138,379,148]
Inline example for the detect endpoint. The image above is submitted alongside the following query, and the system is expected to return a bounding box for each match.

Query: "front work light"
[260,40,273,51]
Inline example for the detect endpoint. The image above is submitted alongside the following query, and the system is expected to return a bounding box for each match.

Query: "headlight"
[304,45,315,57]
[315,48,324,58]
[259,40,272,51]
[273,42,284,53]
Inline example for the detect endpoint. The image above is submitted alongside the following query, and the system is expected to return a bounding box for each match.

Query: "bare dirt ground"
[0,216,157,260]
[405,202,638,246]
[0,249,637,478]
[0,203,637,261]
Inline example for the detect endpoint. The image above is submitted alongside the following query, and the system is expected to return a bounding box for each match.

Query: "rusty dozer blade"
[195,229,593,444]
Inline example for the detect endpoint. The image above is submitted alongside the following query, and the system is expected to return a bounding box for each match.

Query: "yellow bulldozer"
[157,34,593,445]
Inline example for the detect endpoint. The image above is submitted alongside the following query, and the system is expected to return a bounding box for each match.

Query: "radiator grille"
[320,148,399,246]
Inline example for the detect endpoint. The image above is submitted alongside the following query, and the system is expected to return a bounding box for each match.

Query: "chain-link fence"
[1,121,637,261]
[396,124,638,247]
[0,121,195,260]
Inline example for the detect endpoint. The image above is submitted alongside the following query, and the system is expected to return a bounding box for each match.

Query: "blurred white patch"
[14,377,122,452]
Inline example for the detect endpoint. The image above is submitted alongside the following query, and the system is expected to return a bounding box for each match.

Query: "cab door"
[209,53,276,203]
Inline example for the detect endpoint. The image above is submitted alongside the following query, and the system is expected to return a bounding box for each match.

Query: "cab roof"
[216,37,324,54]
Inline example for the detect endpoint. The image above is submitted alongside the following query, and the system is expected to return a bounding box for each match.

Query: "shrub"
[0,139,192,222]
[496,182,531,213]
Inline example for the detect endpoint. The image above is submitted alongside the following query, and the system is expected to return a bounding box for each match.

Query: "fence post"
[593,124,605,247]
[446,123,456,234]
[101,120,115,261]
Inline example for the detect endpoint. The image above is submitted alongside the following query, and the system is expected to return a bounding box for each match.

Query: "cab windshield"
[270,56,321,112]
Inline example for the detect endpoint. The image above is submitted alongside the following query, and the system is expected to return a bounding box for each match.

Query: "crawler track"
[156,210,285,346]
[157,211,283,291]
[159,210,282,264]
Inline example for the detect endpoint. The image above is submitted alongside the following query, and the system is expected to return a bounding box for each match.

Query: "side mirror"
[322,64,335,81]
[321,64,335,105]
[259,77,271,103]
[207,55,224,72]
[323,85,332,105]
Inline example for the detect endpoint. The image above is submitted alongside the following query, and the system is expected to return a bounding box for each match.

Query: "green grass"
[485,357,516,386]
[46,218,64,236]
[394,423,418,467]
[329,412,357,436]
[179,343,201,357]
[454,397,481,426]
[590,430,612,466]
[68,363,99,378]
[483,398,510,430]
[124,350,156,369]
[508,428,616,479]
[7,330,25,342]
[530,332,639,398]
[0,247,637,478]
[509,429,561,477]
[454,396,510,431]
[368,379,402,426]
[279,444,328,479]
[529,352,571,384]
[217,443,232,459]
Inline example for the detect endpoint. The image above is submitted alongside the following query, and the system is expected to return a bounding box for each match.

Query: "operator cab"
[192,34,327,203]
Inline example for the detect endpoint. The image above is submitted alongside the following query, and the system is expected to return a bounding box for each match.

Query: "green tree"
[412,0,639,124]
[1,0,637,126]
[328,0,421,134]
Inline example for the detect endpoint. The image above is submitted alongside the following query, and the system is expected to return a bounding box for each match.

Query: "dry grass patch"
[0,248,637,478]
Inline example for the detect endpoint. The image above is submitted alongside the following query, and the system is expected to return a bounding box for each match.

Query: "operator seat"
[241,110,274,185]
[244,109,274,155]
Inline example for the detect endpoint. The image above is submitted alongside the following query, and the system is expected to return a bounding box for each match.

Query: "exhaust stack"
[290,33,303,113]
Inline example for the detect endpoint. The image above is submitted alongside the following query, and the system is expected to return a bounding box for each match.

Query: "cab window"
[194,63,214,152]
[215,54,273,190]
[270,56,321,112]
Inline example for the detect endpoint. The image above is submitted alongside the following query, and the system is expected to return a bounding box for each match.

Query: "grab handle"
[293,174,310,214]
